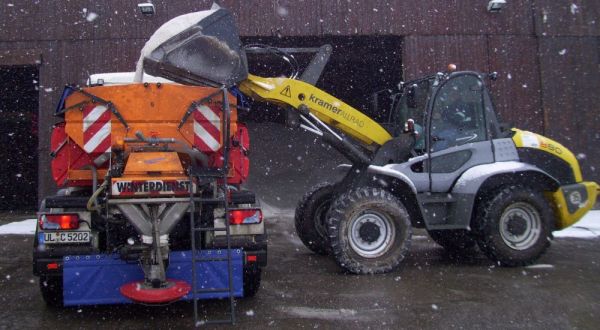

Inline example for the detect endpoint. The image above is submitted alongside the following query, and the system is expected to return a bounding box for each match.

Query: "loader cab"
[423,71,500,192]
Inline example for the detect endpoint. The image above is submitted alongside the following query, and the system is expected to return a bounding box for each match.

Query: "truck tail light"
[47,262,59,270]
[229,209,262,225]
[39,214,80,230]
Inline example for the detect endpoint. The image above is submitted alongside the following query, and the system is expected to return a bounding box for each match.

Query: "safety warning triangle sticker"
[280,85,291,98]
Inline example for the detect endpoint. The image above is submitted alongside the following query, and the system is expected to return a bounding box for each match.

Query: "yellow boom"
[239,74,392,147]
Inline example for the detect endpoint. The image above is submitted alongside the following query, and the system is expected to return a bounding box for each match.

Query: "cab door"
[425,73,494,192]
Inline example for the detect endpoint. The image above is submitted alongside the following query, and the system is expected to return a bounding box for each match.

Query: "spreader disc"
[120,279,191,304]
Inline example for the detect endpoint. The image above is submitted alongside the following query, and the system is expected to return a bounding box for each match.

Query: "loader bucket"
[135,4,247,87]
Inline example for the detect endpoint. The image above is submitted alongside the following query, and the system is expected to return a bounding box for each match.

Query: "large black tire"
[294,182,337,255]
[327,187,412,274]
[243,266,262,298]
[427,229,477,252]
[39,276,63,307]
[474,186,553,267]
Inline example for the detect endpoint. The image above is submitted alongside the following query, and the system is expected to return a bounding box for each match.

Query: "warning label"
[280,85,291,98]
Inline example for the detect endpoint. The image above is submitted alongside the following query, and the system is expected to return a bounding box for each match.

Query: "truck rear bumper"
[59,249,245,306]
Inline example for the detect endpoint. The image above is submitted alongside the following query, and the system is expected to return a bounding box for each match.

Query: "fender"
[367,164,417,194]
[452,161,560,195]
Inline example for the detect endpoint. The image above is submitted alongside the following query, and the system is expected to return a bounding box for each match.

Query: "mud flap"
[62,249,243,306]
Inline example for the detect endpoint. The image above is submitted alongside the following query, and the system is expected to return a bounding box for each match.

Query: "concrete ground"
[1,211,600,329]
[0,122,598,328]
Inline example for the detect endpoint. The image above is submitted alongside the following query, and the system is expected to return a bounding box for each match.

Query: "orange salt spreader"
[35,4,264,310]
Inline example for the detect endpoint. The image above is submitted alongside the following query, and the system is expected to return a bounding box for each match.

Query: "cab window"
[429,75,486,152]
[392,79,432,150]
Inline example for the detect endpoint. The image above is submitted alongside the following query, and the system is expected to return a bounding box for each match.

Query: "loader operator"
[431,86,479,151]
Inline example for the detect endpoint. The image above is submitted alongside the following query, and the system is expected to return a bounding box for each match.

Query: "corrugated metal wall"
[0,0,598,200]
[535,0,600,182]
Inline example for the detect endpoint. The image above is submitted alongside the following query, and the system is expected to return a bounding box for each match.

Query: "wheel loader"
[228,9,596,274]
[239,64,599,274]
[33,4,599,321]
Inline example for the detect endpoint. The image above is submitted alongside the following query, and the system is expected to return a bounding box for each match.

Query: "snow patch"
[278,306,360,321]
[554,211,600,238]
[525,264,554,269]
[0,219,36,235]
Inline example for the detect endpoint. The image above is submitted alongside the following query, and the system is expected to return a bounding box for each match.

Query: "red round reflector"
[120,279,191,304]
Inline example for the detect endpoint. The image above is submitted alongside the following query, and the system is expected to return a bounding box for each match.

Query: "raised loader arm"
[239,73,393,165]
[239,74,392,147]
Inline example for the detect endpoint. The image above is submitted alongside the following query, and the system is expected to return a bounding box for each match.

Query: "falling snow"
[276,6,288,17]
[86,12,99,22]
[570,4,580,15]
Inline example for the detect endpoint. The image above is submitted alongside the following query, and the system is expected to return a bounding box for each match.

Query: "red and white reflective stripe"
[193,105,221,152]
[82,104,111,167]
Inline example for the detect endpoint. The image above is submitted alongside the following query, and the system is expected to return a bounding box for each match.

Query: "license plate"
[42,231,90,244]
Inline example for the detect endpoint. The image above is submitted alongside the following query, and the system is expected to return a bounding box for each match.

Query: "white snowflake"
[276,6,288,17]
[570,4,580,15]
[86,12,99,22]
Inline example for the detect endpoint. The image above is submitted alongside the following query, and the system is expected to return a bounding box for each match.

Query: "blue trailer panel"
[62,249,243,306]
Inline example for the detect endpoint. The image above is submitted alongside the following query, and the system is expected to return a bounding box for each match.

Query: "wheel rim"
[499,202,541,250]
[314,202,330,239]
[348,211,395,258]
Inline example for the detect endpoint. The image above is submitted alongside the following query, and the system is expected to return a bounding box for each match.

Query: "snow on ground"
[0,219,36,235]
[277,306,360,321]
[553,210,600,238]
[525,264,555,269]
[0,211,599,238]
[259,199,294,219]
